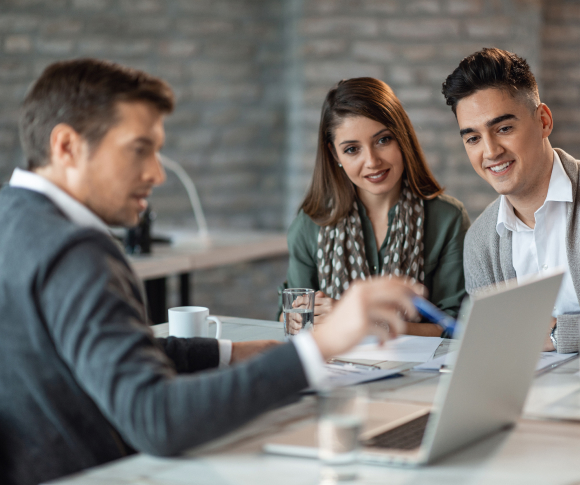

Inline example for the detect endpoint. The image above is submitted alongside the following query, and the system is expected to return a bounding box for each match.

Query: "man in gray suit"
[442,47,579,354]
[0,59,421,485]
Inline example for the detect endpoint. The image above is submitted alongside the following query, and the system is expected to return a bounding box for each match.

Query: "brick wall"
[0,0,570,320]
[284,0,543,224]
[542,0,580,158]
[0,0,287,231]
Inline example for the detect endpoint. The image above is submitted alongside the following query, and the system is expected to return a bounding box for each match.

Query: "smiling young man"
[442,47,580,353]
[0,59,422,485]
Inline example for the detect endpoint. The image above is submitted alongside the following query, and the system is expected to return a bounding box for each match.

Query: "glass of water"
[318,387,368,482]
[282,288,315,338]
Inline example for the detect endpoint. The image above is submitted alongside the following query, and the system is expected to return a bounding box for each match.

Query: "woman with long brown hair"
[282,77,470,336]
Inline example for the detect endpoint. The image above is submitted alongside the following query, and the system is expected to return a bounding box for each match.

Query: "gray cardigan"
[0,187,308,485]
[464,148,580,353]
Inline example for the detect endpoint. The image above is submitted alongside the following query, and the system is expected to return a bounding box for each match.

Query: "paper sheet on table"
[336,336,443,363]
[414,351,578,372]
[324,363,402,387]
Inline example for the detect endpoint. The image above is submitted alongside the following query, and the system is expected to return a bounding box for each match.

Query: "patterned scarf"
[316,180,425,299]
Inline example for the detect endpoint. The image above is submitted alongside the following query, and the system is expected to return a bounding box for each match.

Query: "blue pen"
[412,296,457,338]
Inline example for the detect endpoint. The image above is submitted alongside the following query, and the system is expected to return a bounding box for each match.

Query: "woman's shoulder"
[287,210,321,245]
[424,193,470,234]
[425,193,466,215]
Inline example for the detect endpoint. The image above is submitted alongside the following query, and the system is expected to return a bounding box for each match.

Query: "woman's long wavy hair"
[301,77,443,226]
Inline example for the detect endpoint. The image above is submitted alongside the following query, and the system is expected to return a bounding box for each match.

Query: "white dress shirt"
[9,168,328,386]
[496,150,580,316]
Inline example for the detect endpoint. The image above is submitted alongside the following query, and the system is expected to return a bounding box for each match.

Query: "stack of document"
[325,336,444,387]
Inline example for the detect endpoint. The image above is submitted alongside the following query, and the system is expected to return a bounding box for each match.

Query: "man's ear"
[49,123,85,169]
[537,103,554,139]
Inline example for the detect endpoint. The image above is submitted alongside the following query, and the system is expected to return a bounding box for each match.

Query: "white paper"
[336,336,443,363]
[414,351,578,372]
[536,352,577,371]
[324,363,402,387]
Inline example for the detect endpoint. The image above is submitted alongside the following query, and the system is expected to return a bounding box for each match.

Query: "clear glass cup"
[318,387,368,482]
[282,288,315,338]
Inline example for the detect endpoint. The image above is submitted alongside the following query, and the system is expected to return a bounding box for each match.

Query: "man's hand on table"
[231,340,281,363]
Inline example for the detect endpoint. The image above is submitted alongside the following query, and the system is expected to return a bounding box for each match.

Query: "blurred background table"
[127,228,288,324]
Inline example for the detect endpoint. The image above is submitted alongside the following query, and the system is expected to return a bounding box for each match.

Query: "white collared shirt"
[496,150,580,316]
[9,169,328,384]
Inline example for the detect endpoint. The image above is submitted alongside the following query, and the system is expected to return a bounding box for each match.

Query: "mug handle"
[207,316,222,339]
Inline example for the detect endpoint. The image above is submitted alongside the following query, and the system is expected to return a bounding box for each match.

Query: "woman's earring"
[338,163,343,168]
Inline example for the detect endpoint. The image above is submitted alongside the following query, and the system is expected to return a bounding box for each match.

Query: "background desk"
[127,229,288,324]
[47,319,580,485]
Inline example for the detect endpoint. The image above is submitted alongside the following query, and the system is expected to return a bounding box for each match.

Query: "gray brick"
[446,0,484,15]
[158,40,198,58]
[405,0,442,14]
[301,17,379,37]
[41,19,84,35]
[77,38,108,54]
[175,19,235,36]
[352,41,396,62]
[4,34,32,53]
[360,0,399,14]
[120,0,163,13]
[188,62,254,81]
[110,40,154,56]
[36,39,75,55]
[0,61,29,81]
[406,108,454,126]
[202,43,255,60]
[0,15,39,32]
[304,61,382,83]
[384,19,460,39]
[302,39,348,56]
[72,0,111,10]
[389,66,415,84]
[542,25,580,44]
[397,87,433,104]
[126,17,171,34]
[543,87,580,103]
[466,18,512,39]
[399,45,439,62]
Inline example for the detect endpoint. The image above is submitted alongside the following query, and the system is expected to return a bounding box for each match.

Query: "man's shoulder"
[0,187,119,265]
[464,196,501,251]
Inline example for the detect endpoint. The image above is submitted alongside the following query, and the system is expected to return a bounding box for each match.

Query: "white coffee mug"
[168,306,222,339]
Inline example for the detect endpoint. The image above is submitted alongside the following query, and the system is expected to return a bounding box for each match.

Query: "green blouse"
[281,194,471,319]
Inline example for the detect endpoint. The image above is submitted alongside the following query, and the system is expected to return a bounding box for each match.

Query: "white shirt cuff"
[292,331,327,389]
[218,339,232,367]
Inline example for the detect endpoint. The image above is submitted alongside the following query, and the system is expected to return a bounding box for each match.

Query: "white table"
[47,318,580,485]
[126,229,288,324]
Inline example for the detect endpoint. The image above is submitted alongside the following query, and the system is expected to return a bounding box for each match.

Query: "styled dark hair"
[301,77,443,226]
[442,47,539,115]
[19,58,175,170]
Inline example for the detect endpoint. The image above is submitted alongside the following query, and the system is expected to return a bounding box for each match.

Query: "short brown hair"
[442,47,539,115]
[19,58,174,170]
[301,77,443,226]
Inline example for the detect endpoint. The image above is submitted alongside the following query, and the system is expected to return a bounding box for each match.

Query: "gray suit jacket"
[464,148,580,353]
[0,187,308,485]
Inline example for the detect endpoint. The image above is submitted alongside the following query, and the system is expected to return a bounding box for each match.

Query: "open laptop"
[264,270,564,466]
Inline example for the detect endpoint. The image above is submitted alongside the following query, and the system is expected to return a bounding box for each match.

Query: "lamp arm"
[158,153,209,239]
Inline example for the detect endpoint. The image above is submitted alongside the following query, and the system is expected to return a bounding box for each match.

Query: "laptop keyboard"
[363,413,430,450]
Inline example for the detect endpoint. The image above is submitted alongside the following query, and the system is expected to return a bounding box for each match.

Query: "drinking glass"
[318,387,368,482]
[282,288,315,338]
